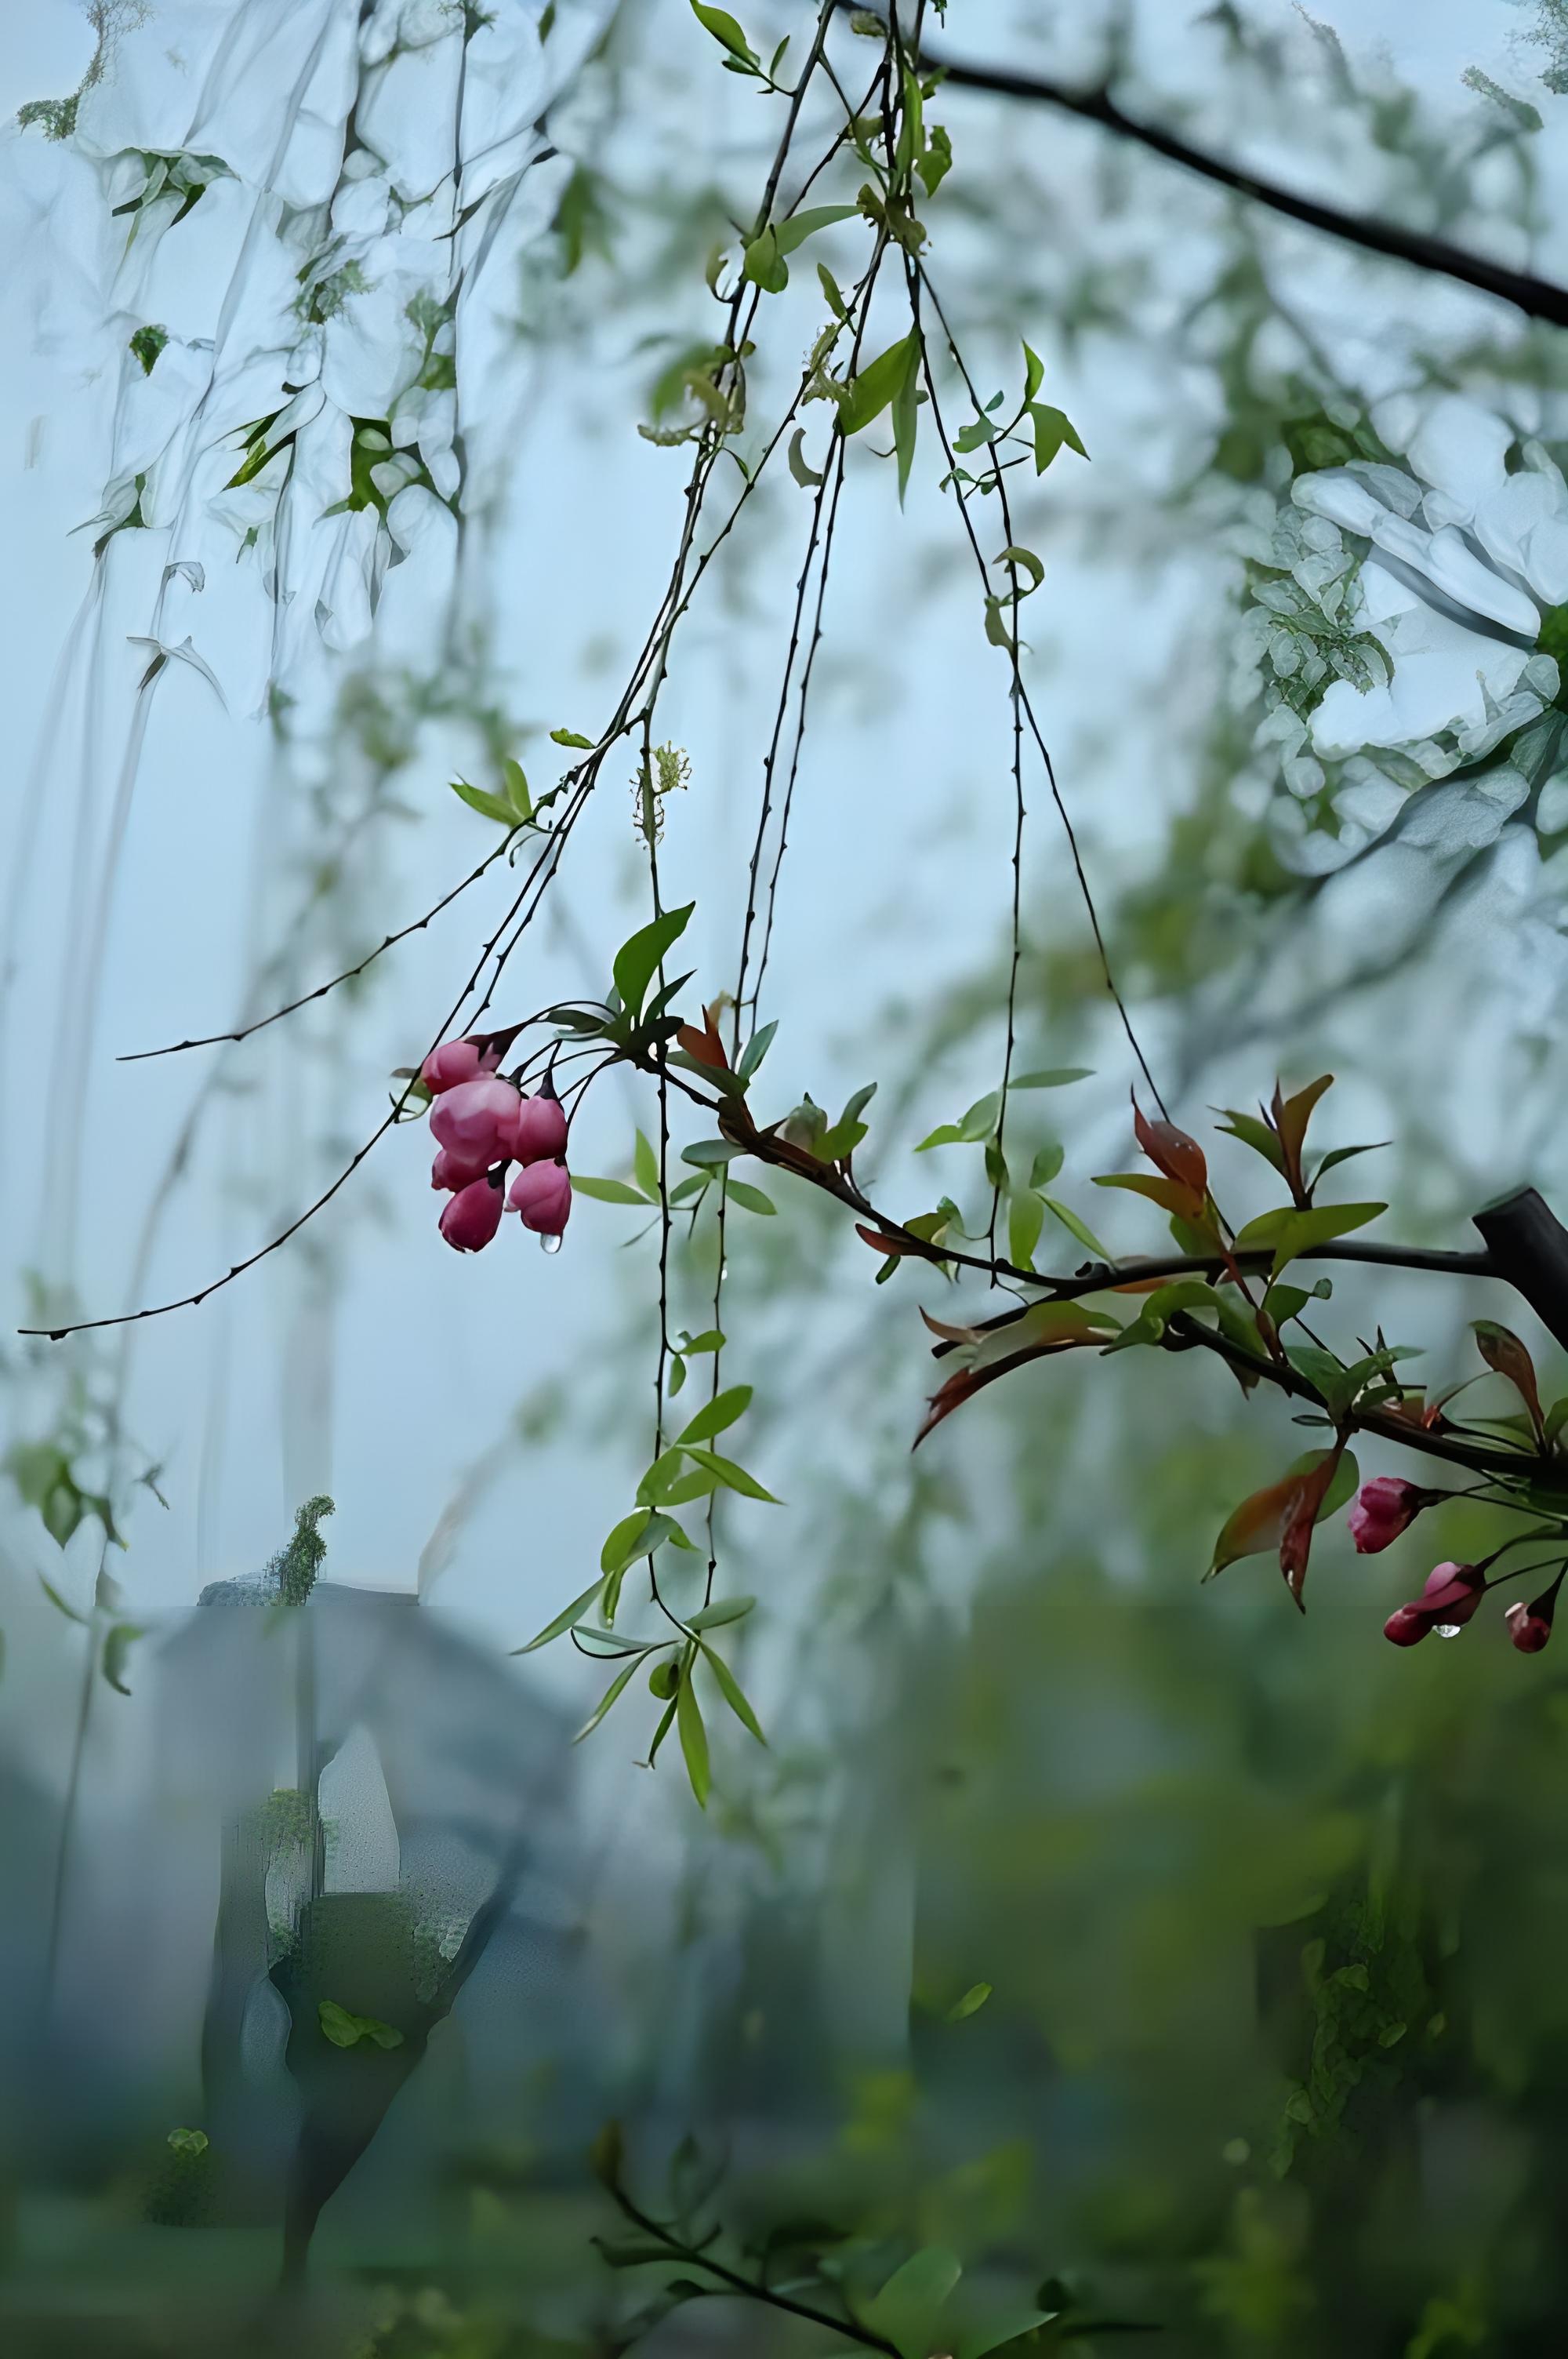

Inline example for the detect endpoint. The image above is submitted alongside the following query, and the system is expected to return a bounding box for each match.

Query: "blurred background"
[3,0,1568,2350]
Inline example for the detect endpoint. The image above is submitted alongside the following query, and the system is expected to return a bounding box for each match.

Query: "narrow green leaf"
[1008,1190,1045,1271]
[998,543,1044,592]
[659,1467,721,1505]
[1012,1067,1092,1089]
[689,0,757,67]
[633,1129,660,1201]
[860,2247,964,2359]
[573,1656,642,1743]
[514,1577,602,1653]
[601,1509,653,1574]
[101,1622,144,1696]
[450,776,515,825]
[1022,341,1045,401]
[683,1137,745,1169]
[1232,1200,1387,1278]
[677,1384,752,1445]
[737,1020,778,1079]
[687,1595,755,1630]
[914,1122,965,1152]
[550,726,595,748]
[680,1329,725,1354]
[677,1664,711,1806]
[612,902,695,1020]
[818,261,848,318]
[788,427,825,488]
[960,1091,1002,1142]
[840,333,920,437]
[1040,1197,1112,1260]
[726,1180,777,1216]
[38,1576,87,1625]
[501,758,532,820]
[681,1446,780,1503]
[571,1175,652,1205]
[946,1981,993,2021]
[773,203,858,256]
[700,1641,766,1743]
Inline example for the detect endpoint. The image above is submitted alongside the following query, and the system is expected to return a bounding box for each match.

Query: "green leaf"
[1029,1142,1065,1189]
[946,1981,993,2021]
[514,1578,603,1653]
[1022,341,1045,402]
[818,262,848,318]
[1040,1197,1112,1260]
[954,413,1001,455]
[550,726,595,748]
[788,427,825,488]
[450,776,515,826]
[700,1641,766,1742]
[737,1021,778,1080]
[726,1180,777,1216]
[689,0,757,68]
[774,202,858,256]
[681,1446,780,1503]
[318,1999,404,2051]
[998,543,1044,593]
[501,757,532,820]
[1012,1067,1091,1089]
[1216,1109,1286,1172]
[677,1385,752,1445]
[954,2307,1061,2359]
[1029,402,1088,472]
[683,1137,745,1169]
[741,224,788,292]
[571,1175,652,1205]
[680,1329,726,1354]
[659,1467,721,1505]
[892,346,920,505]
[677,1663,710,1806]
[914,1122,965,1152]
[958,1091,1001,1142]
[668,1176,710,1206]
[840,333,920,437]
[687,1595,754,1630]
[633,1129,661,1201]
[102,1622,144,1696]
[601,1509,653,1573]
[42,1481,84,1548]
[916,122,953,197]
[637,1448,688,1506]
[573,1656,642,1743]
[1008,1190,1045,1272]
[1232,1201,1387,1278]
[38,1576,87,1625]
[1312,1141,1390,1181]
[613,902,694,1020]
[859,2247,964,2359]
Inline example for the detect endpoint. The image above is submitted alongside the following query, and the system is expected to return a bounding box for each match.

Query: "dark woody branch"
[844,6,1568,330]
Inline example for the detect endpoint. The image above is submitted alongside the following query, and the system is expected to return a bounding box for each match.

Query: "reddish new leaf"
[1271,1073,1334,1201]
[1131,1098,1207,1209]
[858,1222,919,1256]
[1473,1320,1545,1441]
[677,1016,729,1070]
[1208,1445,1351,1609]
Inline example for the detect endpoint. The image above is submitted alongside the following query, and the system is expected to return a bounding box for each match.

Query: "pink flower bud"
[430,1074,519,1167]
[507,1158,572,1235]
[1417,1561,1485,1624]
[510,1091,568,1165]
[439,1176,504,1252]
[431,1146,488,1192]
[420,1037,498,1093]
[1347,1476,1425,1555]
[1383,1603,1432,1648]
[1505,1579,1559,1654]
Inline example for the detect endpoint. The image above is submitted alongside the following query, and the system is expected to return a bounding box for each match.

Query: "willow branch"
[874,12,1568,329]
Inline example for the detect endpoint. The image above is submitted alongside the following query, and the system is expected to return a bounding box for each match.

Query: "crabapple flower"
[430,1146,488,1192]
[1383,1561,1486,1645]
[510,1092,568,1165]
[1505,1583,1559,1654]
[507,1158,571,1235]
[420,1038,498,1093]
[439,1177,504,1253]
[1347,1476,1425,1554]
[429,1074,519,1166]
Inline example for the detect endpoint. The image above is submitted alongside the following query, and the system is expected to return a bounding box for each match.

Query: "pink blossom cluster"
[1347,1478,1561,1654]
[419,1038,572,1252]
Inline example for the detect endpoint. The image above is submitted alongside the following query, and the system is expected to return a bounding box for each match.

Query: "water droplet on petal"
[539,1230,563,1255]
[1433,1623,1461,1639]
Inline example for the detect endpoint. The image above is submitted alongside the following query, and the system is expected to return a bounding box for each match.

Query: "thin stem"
[610,2189,899,2355]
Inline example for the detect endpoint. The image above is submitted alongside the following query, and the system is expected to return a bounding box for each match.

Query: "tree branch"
[884,16,1568,329]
